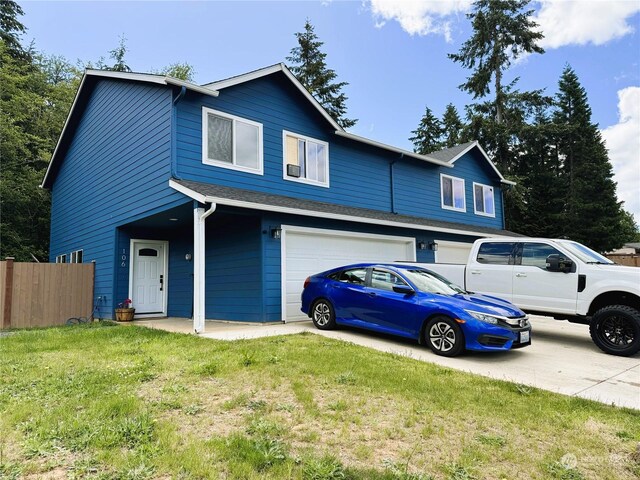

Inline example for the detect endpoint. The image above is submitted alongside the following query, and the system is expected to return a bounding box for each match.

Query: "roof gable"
[428,141,516,185]
[203,63,343,132]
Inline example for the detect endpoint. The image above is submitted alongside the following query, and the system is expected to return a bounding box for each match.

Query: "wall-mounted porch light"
[429,241,438,251]
[185,253,192,261]
[417,241,427,250]
[271,227,282,240]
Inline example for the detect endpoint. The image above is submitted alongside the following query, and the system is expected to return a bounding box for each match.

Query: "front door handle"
[367,292,377,298]
[515,273,527,278]
[470,270,481,275]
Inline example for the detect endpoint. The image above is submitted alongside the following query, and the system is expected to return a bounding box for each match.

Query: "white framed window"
[473,182,495,217]
[440,174,466,212]
[202,107,263,175]
[282,130,329,187]
[55,254,67,264]
[70,249,84,263]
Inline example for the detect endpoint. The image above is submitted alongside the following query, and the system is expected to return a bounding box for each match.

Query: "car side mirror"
[393,284,415,295]
[546,254,573,273]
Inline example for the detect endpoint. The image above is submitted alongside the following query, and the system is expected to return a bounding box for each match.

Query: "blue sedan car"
[301,263,531,357]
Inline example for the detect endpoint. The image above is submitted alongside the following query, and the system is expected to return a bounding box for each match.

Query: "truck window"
[521,243,563,268]
[476,242,515,265]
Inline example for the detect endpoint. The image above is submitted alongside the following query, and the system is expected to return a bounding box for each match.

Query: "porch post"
[193,206,205,333]
[193,201,216,334]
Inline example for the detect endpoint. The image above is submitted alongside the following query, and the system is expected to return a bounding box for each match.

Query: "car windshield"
[558,240,614,264]
[402,269,467,295]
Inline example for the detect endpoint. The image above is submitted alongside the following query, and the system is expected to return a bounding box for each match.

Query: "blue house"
[42,64,516,331]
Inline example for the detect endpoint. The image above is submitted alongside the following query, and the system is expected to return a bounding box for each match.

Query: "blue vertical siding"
[48,79,186,318]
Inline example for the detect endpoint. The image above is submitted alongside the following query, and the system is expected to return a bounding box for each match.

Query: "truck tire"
[589,305,640,356]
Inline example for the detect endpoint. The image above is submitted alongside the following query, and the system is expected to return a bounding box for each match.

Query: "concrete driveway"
[193,315,640,410]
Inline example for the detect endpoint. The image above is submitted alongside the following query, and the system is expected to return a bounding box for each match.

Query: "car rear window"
[328,268,367,285]
[476,242,515,265]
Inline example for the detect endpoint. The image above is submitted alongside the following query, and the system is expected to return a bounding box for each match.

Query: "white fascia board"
[449,141,516,186]
[41,74,89,188]
[84,69,219,97]
[203,63,343,132]
[334,131,452,168]
[168,180,510,239]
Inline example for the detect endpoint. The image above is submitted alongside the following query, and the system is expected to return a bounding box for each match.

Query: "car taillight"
[303,277,311,289]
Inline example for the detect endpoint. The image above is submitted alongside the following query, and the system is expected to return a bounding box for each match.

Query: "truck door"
[465,241,516,303]
[512,242,578,314]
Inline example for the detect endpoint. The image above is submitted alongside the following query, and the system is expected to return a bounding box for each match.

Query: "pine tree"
[448,0,544,173]
[286,19,356,129]
[553,66,630,251]
[441,104,463,148]
[410,107,444,154]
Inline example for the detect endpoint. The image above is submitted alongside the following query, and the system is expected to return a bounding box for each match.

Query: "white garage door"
[434,240,473,264]
[283,226,415,322]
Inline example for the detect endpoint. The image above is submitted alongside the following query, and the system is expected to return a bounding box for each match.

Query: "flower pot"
[115,308,135,322]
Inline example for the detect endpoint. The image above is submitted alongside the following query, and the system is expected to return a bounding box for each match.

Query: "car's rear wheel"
[425,316,465,357]
[311,299,336,330]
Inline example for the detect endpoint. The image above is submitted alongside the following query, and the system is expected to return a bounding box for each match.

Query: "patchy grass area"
[1,323,639,479]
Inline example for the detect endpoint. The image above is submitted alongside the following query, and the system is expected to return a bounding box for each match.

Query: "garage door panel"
[284,229,414,322]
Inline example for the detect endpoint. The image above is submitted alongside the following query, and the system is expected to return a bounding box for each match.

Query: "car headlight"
[465,310,499,325]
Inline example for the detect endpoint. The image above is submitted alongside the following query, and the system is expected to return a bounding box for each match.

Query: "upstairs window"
[283,131,329,187]
[441,174,465,212]
[473,183,495,217]
[70,250,83,263]
[202,107,263,174]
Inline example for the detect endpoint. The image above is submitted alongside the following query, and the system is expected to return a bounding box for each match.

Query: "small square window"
[56,254,67,264]
[473,183,495,217]
[441,174,466,212]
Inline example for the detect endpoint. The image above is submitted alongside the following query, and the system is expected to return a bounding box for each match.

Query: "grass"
[0,323,638,479]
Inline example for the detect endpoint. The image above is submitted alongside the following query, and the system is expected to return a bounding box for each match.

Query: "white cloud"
[368,0,472,41]
[534,0,640,48]
[601,87,640,222]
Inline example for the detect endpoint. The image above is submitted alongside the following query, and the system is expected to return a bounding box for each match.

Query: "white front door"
[130,240,168,315]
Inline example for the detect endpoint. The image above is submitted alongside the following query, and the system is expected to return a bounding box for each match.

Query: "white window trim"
[56,254,67,264]
[202,107,263,175]
[473,182,496,217]
[70,249,84,263]
[282,130,330,188]
[440,173,466,213]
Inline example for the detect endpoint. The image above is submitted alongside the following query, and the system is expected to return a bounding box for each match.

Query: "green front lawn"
[0,323,638,479]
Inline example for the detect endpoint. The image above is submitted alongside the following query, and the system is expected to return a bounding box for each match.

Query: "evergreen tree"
[410,107,444,154]
[448,0,544,173]
[286,19,356,129]
[441,103,463,148]
[553,66,630,251]
[107,35,131,72]
[0,0,28,60]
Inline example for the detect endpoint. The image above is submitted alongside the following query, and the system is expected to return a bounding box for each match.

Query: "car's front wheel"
[425,316,465,357]
[589,305,640,356]
[311,299,336,330]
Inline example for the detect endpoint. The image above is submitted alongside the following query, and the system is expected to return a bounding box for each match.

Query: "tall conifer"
[287,19,356,129]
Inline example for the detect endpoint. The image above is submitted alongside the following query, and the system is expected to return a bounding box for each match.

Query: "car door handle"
[515,273,527,278]
[470,271,481,275]
[367,292,377,298]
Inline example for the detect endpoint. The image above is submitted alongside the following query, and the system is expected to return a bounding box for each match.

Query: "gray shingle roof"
[174,179,522,237]
[427,141,476,163]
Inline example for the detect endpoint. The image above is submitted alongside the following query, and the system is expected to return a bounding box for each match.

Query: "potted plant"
[115,298,135,322]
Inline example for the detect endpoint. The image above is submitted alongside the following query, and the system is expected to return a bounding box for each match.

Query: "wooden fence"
[604,254,640,267]
[1,258,95,329]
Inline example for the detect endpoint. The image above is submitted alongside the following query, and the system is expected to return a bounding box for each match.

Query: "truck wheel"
[589,305,640,356]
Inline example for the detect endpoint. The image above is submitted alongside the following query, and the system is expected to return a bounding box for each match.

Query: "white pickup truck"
[424,238,640,356]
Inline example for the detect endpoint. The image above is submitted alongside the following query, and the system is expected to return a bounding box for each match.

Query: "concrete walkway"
[131,315,640,410]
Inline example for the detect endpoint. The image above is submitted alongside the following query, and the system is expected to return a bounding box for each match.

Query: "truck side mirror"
[546,254,573,273]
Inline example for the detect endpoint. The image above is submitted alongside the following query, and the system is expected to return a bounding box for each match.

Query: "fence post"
[3,257,15,329]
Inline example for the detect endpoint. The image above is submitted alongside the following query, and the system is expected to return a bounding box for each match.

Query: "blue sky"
[21,0,640,221]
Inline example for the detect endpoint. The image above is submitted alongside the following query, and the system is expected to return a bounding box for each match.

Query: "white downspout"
[193,201,216,333]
